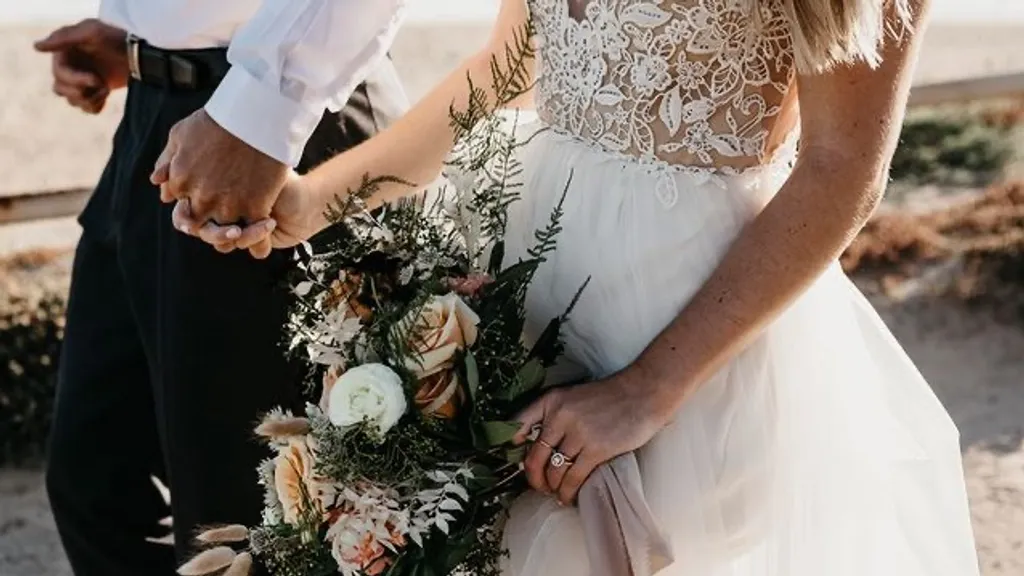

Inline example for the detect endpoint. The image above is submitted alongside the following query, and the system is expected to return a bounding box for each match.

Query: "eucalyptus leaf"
[506,444,528,463]
[517,358,545,392]
[482,421,521,446]
[497,357,546,401]
[464,351,480,401]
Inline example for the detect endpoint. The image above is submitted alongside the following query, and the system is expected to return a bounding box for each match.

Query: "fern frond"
[490,23,537,107]
[527,170,572,261]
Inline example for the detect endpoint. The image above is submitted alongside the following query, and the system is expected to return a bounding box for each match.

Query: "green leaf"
[487,240,506,276]
[464,351,480,401]
[529,317,563,364]
[497,357,546,401]
[505,444,527,464]
[409,563,438,576]
[442,531,478,571]
[517,358,545,393]
[493,259,538,288]
[468,463,498,484]
[482,421,521,446]
[469,419,485,450]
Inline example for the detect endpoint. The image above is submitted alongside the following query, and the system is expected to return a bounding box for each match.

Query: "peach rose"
[402,293,480,379]
[273,438,319,525]
[414,370,464,419]
[327,513,405,576]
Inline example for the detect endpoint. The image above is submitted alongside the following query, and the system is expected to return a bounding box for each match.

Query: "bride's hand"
[514,369,673,505]
[173,171,329,259]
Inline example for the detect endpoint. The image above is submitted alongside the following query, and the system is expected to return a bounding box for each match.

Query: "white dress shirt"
[98,0,407,166]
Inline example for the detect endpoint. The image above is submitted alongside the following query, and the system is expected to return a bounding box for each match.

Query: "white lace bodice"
[529,0,799,172]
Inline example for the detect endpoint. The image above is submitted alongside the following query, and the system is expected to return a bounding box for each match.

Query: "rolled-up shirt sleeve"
[204,0,407,166]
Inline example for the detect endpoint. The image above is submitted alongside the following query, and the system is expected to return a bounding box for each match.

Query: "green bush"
[891,110,1017,187]
[0,252,68,467]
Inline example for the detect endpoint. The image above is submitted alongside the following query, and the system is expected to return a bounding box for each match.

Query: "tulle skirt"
[498,120,980,576]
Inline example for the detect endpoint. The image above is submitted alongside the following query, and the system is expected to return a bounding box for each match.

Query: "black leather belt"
[126,33,231,91]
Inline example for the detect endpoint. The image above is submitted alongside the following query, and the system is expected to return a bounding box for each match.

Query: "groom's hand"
[34,19,129,114]
[151,109,289,241]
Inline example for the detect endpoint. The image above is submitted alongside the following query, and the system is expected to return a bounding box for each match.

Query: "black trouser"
[46,64,394,575]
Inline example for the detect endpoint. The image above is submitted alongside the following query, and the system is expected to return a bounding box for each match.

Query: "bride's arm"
[634,4,932,414]
[514,1,932,503]
[301,0,532,214]
[176,0,532,252]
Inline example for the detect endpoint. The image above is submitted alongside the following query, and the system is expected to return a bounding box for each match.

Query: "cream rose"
[327,363,407,436]
[402,293,480,378]
[274,438,318,525]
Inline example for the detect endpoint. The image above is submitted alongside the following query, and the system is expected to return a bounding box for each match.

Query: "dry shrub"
[843,182,1024,313]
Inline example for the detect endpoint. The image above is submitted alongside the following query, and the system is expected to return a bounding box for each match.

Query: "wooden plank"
[0,188,91,226]
[908,72,1024,107]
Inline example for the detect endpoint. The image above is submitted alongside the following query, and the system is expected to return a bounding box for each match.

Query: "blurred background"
[1,1,1023,575]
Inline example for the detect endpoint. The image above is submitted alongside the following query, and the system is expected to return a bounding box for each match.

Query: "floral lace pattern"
[529,0,798,171]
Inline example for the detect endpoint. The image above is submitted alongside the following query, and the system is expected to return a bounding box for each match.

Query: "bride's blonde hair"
[778,0,914,72]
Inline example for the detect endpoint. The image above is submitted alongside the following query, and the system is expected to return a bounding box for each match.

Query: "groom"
[35,1,408,574]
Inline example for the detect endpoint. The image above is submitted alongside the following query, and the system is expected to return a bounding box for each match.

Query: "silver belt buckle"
[126,33,142,81]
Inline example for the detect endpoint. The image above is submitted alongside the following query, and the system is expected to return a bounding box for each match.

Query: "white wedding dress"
[498,0,981,574]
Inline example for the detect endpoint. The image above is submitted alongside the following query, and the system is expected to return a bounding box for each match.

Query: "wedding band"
[549,451,573,468]
[537,439,555,450]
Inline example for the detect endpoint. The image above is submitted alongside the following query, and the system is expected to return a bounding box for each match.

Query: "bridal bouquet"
[177,27,582,576]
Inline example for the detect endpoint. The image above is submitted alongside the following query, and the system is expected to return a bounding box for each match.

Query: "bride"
[174,0,980,573]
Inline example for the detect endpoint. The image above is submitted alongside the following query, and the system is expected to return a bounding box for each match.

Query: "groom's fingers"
[197,221,242,246]
[152,143,176,202]
[233,220,277,250]
[171,199,204,235]
[247,237,273,260]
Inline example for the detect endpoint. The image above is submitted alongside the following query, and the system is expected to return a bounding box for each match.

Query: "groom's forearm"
[205,0,407,167]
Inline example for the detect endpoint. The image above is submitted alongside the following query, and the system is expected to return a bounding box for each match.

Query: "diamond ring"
[549,451,573,468]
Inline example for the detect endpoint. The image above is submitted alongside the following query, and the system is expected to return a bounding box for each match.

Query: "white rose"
[327,364,407,437]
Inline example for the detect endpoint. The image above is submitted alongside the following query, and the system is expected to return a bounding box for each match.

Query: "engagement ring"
[549,451,573,468]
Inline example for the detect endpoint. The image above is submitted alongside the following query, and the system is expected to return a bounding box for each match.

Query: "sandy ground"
[1,20,1023,576]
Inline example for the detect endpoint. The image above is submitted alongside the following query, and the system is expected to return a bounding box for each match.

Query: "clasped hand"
[154,110,321,258]
[33,20,295,257]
